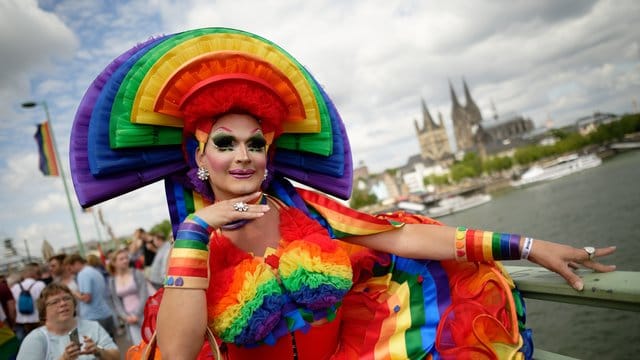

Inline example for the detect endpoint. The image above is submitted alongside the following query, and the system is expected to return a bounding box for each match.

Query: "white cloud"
[33,192,67,213]
[0,153,40,191]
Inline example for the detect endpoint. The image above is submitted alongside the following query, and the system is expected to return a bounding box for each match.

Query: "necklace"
[220,193,268,231]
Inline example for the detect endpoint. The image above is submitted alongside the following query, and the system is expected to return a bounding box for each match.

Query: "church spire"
[462,77,483,125]
[421,98,439,130]
[449,79,461,107]
[463,78,480,110]
[463,78,473,102]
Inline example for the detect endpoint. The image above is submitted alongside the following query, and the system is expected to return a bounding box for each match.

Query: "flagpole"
[22,100,85,256]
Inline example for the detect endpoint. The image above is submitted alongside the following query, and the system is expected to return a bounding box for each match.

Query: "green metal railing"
[506,266,640,359]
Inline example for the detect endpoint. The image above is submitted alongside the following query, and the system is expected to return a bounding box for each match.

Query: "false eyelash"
[211,134,234,151]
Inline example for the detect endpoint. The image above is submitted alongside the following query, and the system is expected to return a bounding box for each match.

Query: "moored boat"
[511,153,602,187]
[426,193,492,218]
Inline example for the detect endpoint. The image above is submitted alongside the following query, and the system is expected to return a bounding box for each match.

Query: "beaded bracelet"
[164,214,213,289]
[455,227,523,262]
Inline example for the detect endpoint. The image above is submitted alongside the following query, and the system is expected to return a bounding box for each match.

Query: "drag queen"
[69,28,615,360]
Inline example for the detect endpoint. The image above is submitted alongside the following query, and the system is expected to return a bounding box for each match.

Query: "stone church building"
[414,99,452,162]
[416,79,534,161]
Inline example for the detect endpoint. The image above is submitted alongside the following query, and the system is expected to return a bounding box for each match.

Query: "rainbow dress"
[195,185,533,360]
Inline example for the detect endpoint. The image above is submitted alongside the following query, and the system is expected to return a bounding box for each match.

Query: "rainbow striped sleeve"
[296,188,403,238]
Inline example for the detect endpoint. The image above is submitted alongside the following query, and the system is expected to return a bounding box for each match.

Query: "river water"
[438,150,640,360]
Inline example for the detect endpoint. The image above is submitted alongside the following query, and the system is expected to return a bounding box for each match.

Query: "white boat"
[427,193,492,218]
[396,201,427,213]
[511,153,602,187]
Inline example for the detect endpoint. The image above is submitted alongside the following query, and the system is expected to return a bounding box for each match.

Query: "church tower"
[450,80,475,151]
[414,99,451,162]
[463,79,483,126]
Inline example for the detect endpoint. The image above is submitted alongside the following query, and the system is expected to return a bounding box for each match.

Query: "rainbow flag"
[34,121,59,176]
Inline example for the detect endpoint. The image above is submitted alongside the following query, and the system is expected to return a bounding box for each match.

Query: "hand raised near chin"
[192,191,270,229]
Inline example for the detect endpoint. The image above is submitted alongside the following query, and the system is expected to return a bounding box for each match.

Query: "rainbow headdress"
[70,27,353,231]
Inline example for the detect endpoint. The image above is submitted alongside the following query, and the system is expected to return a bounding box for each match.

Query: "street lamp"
[22,100,85,256]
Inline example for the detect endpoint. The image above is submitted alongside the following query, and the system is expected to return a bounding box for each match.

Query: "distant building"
[352,163,402,203]
[447,79,536,157]
[482,112,535,145]
[450,79,483,152]
[397,154,448,194]
[415,99,452,162]
[575,112,618,136]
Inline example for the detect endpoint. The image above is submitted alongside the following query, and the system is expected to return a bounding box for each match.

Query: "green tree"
[424,174,449,186]
[150,219,173,239]
[350,187,378,209]
[449,152,482,182]
[549,128,570,140]
[483,156,513,174]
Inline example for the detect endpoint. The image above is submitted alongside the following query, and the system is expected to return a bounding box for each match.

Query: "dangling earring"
[197,167,209,181]
[263,169,268,181]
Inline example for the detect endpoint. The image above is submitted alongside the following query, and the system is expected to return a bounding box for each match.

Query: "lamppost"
[22,100,85,256]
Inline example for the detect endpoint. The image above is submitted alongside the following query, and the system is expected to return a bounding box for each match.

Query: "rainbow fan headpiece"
[70,28,353,230]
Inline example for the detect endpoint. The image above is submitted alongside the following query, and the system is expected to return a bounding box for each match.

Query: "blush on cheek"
[203,152,233,174]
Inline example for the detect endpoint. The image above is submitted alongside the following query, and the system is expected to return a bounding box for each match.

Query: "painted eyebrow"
[212,126,234,133]
[210,127,263,135]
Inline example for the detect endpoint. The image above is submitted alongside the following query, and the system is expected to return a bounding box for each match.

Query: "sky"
[0,0,638,256]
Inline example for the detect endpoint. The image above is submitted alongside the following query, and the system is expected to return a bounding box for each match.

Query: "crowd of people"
[0,227,171,359]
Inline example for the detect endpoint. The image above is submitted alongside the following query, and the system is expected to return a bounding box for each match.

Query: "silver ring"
[583,246,596,261]
[233,201,249,212]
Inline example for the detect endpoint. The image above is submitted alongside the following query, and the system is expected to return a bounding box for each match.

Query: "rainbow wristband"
[164,215,213,289]
[455,228,522,262]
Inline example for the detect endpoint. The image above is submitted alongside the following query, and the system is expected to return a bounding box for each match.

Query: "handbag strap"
[142,327,221,360]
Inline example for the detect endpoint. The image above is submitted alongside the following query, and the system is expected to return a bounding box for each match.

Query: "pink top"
[115,273,140,315]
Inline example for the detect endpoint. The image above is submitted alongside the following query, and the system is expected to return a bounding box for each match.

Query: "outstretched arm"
[343,224,616,291]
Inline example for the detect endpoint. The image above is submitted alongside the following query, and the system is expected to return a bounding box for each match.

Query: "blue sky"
[0,0,638,254]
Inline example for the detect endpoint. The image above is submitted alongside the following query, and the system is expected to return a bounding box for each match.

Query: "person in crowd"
[148,232,171,291]
[64,254,116,339]
[142,232,157,277]
[48,255,67,284]
[39,264,54,285]
[16,283,119,360]
[58,256,81,296]
[128,229,145,270]
[10,263,46,343]
[72,28,617,360]
[0,274,16,330]
[0,299,19,360]
[107,248,150,345]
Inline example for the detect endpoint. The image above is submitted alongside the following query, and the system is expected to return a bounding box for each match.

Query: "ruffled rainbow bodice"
[206,206,353,346]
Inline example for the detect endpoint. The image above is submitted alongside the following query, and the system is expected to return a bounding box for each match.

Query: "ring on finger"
[583,246,596,261]
[233,201,250,212]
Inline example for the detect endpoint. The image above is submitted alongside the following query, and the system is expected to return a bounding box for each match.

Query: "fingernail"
[573,281,584,291]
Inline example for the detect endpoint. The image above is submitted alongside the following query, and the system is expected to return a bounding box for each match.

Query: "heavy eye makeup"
[211,134,234,151]
[246,135,267,152]
[211,133,266,152]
